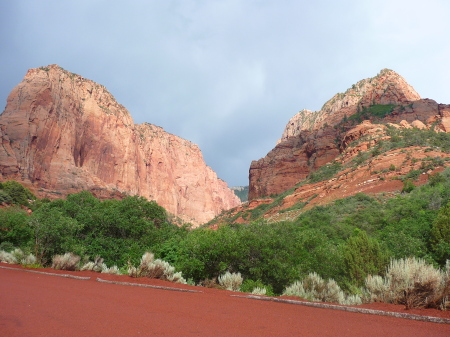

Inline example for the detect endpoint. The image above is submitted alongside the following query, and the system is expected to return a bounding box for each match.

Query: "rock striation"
[0,65,240,226]
[249,69,450,200]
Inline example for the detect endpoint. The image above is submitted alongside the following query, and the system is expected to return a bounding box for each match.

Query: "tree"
[29,204,82,264]
[430,200,450,265]
[342,229,389,287]
[0,207,31,248]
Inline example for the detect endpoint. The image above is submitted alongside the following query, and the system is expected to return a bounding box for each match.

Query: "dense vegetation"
[347,104,397,124]
[1,168,449,295]
[0,181,36,206]
[0,190,187,266]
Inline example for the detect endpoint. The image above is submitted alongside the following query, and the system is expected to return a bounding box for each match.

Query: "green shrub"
[0,190,13,204]
[307,161,343,183]
[347,105,397,124]
[431,201,450,264]
[404,170,421,181]
[0,208,31,248]
[0,241,15,252]
[29,204,82,264]
[1,180,36,206]
[240,279,274,296]
[386,127,450,152]
[352,151,371,166]
[429,172,446,187]
[401,179,415,193]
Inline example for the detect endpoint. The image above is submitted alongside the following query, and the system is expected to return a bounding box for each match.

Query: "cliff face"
[249,69,448,200]
[0,65,240,225]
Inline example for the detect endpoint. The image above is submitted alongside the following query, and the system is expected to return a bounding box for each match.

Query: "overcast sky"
[1,1,449,187]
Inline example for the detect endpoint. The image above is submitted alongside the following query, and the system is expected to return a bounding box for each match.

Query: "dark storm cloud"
[1,0,449,186]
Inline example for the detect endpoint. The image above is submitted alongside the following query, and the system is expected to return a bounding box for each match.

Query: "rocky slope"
[249,69,450,200]
[0,65,240,226]
[214,119,450,226]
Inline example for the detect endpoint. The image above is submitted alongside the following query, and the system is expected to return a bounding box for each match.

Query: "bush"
[252,287,267,295]
[240,279,274,296]
[3,248,37,266]
[218,271,243,291]
[29,205,82,264]
[365,257,450,309]
[81,257,121,275]
[81,256,107,272]
[0,208,31,248]
[10,248,25,263]
[0,190,13,204]
[401,179,415,193]
[365,274,389,303]
[0,241,15,252]
[197,278,222,288]
[128,252,186,283]
[1,180,36,206]
[431,200,450,264]
[21,253,37,265]
[429,172,446,187]
[51,253,81,271]
[283,272,362,305]
[102,265,121,275]
[307,161,343,183]
[0,250,17,264]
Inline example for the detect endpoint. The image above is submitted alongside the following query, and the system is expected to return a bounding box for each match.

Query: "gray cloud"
[1,0,449,186]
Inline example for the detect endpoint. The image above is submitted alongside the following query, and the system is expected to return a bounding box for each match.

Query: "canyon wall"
[0,65,240,225]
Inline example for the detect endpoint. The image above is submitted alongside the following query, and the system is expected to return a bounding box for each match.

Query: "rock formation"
[215,117,450,226]
[249,69,450,200]
[277,69,420,142]
[0,65,240,226]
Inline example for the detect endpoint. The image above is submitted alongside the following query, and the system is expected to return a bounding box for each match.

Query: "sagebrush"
[365,257,450,309]
[128,252,186,283]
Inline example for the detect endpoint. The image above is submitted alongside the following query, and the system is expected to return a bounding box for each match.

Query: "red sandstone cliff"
[249,69,450,200]
[0,65,240,226]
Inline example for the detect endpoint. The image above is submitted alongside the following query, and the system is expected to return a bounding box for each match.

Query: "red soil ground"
[1,264,449,336]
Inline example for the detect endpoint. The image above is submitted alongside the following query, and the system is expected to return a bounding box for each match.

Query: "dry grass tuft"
[251,287,267,295]
[51,253,81,271]
[80,256,120,274]
[198,278,222,289]
[0,250,17,264]
[218,271,243,291]
[21,254,37,265]
[0,249,37,265]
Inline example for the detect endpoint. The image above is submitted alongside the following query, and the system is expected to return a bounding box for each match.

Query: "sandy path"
[1,267,449,336]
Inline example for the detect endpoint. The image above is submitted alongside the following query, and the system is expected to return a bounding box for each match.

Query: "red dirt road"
[1,266,449,336]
